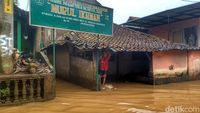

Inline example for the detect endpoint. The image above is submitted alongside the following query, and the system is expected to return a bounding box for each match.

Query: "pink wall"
[153,51,187,78]
[188,51,200,77]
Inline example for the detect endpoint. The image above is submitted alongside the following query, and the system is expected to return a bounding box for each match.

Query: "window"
[170,30,183,43]
[169,26,198,47]
[184,27,198,47]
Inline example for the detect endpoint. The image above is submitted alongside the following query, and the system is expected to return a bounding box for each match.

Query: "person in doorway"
[99,51,111,89]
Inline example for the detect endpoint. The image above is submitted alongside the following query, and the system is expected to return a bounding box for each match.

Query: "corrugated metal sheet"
[123,3,200,28]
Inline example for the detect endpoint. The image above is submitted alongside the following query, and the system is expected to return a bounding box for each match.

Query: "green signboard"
[30,0,113,36]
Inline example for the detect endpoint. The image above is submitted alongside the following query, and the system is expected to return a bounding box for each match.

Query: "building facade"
[35,24,200,90]
[124,3,200,47]
[149,18,200,47]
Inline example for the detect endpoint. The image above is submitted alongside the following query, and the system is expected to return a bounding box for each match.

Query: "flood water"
[0,80,200,113]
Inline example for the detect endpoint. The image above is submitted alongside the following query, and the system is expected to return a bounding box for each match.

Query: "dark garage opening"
[107,52,152,83]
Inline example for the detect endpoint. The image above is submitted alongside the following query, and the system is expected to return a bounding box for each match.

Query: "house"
[35,24,200,90]
[123,3,200,47]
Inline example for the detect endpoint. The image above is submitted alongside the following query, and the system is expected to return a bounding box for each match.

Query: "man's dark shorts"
[99,70,107,77]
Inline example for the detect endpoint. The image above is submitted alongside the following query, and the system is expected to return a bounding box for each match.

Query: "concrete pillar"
[0,0,14,74]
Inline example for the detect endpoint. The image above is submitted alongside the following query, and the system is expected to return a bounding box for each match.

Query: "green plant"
[0,82,10,100]
[0,87,9,98]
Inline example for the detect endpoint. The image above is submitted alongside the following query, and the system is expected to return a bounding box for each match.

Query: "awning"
[123,2,200,28]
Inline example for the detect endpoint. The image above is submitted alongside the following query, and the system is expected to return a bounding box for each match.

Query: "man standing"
[99,51,111,89]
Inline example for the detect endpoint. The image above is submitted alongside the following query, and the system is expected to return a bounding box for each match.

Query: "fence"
[0,73,54,106]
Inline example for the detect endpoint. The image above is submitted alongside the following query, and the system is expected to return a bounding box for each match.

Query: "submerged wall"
[70,56,96,90]
[188,51,200,79]
[153,50,188,84]
[47,44,97,90]
[153,50,187,78]
[48,41,200,87]
[53,48,152,87]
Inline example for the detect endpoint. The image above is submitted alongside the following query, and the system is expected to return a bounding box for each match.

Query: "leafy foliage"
[0,87,9,98]
[0,82,9,98]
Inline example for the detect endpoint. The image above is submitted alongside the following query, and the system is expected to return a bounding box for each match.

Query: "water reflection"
[0,80,200,113]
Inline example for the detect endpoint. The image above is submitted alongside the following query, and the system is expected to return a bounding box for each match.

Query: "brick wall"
[70,55,96,90]
[47,44,97,90]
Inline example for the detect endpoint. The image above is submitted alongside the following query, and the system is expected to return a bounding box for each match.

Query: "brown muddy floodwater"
[0,80,200,113]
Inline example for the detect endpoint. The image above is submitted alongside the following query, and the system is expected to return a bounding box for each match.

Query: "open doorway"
[107,52,152,84]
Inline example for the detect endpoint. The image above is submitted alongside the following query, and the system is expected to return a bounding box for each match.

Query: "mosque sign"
[30,0,113,36]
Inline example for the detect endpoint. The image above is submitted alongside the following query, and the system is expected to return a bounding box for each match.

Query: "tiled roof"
[59,24,197,52]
